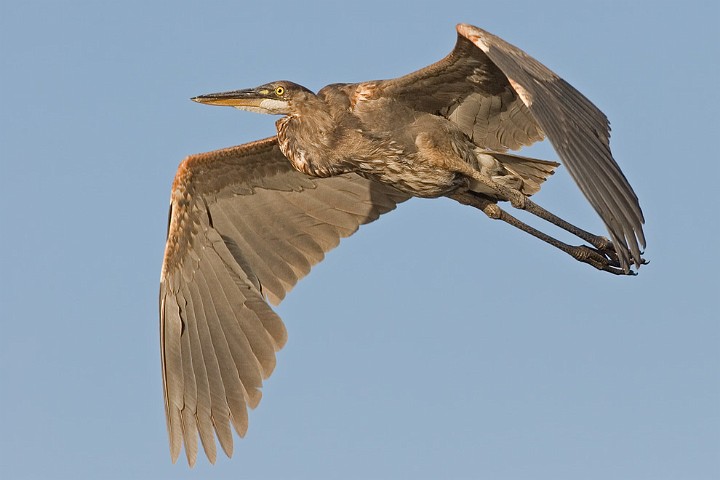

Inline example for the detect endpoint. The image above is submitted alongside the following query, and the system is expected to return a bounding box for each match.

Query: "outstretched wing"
[160,137,409,465]
[372,24,645,270]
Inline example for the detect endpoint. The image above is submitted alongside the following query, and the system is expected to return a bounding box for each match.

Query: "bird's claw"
[572,244,638,276]
[581,236,648,275]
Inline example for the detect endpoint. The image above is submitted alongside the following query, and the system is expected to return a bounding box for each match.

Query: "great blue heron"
[160,24,646,465]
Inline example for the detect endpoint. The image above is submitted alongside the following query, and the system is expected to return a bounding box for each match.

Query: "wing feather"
[181,281,216,464]
[217,199,299,302]
[193,268,234,459]
[178,297,199,464]
[159,292,184,461]
[160,137,409,465]
[197,257,249,457]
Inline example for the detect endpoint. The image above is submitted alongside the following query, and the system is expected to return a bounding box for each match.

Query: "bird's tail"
[492,153,559,196]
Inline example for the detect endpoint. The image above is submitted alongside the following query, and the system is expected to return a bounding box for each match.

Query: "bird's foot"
[570,244,637,276]
[584,236,648,272]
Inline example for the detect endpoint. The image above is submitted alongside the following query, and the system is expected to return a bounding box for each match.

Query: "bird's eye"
[275,86,285,96]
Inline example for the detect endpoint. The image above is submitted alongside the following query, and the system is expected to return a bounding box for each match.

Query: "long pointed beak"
[191,89,263,107]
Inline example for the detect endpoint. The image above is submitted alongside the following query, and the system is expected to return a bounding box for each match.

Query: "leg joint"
[482,203,502,220]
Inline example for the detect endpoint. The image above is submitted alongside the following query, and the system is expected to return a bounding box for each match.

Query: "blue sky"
[1,1,718,479]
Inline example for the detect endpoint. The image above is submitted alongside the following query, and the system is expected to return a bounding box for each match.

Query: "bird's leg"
[502,186,621,262]
[458,165,618,259]
[449,192,632,275]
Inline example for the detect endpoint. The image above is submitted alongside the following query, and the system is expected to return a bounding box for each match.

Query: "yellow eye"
[275,86,285,96]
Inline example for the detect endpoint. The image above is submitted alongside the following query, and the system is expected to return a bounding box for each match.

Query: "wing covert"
[370,27,544,152]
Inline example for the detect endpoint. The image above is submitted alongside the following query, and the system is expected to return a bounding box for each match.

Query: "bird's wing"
[369,23,644,270]
[160,136,409,465]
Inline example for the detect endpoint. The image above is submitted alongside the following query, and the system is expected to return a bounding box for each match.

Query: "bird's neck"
[276,98,347,178]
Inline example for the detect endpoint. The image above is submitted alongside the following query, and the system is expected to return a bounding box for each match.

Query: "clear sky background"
[1,1,718,479]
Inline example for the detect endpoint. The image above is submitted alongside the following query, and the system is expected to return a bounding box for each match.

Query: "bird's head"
[191,81,313,115]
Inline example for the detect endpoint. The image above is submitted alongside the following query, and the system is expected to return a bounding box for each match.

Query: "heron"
[160,24,646,465]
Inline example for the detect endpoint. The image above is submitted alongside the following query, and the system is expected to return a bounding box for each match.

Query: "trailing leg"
[464,167,616,254]
[450,192,634,275]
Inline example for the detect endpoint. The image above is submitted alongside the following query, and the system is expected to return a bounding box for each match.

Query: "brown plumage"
[160,24,645,465]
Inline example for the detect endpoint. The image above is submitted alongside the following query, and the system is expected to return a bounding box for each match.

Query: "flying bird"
[160,23,646,465]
